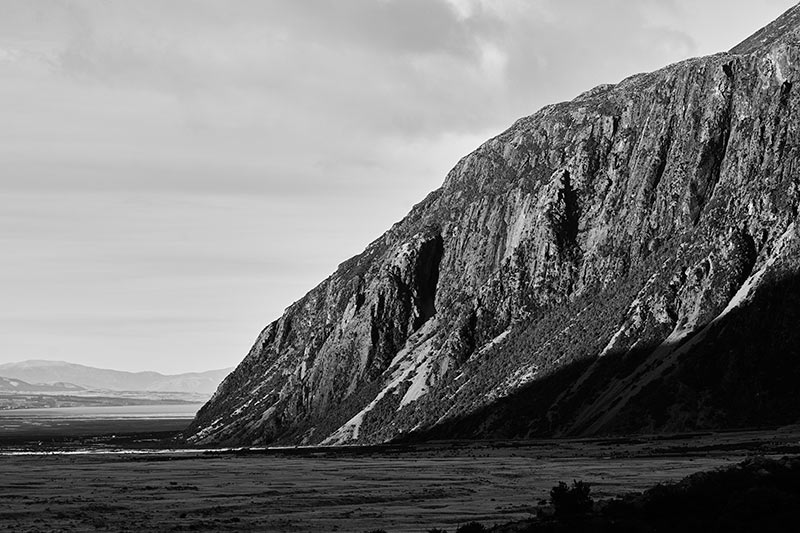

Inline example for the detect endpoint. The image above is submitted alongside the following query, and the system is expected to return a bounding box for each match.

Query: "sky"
[1,0,796,374]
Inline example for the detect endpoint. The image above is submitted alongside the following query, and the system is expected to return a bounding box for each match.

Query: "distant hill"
[0,360,232,395]
[0,376,84,393]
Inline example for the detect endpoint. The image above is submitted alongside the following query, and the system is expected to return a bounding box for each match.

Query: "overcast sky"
[1,0,796,374]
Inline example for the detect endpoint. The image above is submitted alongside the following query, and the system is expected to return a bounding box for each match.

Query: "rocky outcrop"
[186,4,800,446]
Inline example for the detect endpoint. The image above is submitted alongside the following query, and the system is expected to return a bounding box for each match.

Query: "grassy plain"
[2,425,799,532]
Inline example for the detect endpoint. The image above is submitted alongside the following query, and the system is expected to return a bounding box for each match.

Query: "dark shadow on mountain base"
[402,271,800,442]
[616,268,800,433]
[399,343,664,442]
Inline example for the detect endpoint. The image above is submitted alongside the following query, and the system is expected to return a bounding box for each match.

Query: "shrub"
[455,522,487,533]
[550,480,593,518]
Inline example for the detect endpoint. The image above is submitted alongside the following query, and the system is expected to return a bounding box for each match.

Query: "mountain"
[0,361,232,395]
[0,376,84,393]
[186,4,800,446]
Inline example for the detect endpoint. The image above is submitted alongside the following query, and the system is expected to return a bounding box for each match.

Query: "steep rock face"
[187,5,800,446]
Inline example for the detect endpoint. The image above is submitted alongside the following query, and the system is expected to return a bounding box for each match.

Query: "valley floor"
[1,428,799,532]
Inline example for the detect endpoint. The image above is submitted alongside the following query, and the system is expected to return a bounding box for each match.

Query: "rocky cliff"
[186,5,800,446]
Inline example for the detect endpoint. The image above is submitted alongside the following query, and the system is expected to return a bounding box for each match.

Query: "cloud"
[0,0,742,160]
[1,0,797,372]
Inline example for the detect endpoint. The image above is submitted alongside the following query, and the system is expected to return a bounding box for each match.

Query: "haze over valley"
[0,360,231,409]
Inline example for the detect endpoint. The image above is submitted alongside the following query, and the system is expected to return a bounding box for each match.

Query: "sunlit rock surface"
[187,4,800,446]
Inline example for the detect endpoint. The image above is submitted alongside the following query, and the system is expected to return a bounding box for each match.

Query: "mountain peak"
[730,2,800,54]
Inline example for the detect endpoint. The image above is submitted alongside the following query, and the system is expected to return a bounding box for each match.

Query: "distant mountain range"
[0,376,84,393]
[0,360,232,395]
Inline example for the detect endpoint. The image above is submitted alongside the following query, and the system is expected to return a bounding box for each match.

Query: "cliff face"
[186,5,800,446]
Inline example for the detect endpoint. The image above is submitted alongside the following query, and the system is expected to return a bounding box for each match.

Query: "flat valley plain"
[2,427,800,532]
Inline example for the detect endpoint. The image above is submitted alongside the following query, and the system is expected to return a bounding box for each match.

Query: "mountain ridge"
[731,3,800,54]
[0,376,84,393]
[187,4,800,446]
[0,360,233,394]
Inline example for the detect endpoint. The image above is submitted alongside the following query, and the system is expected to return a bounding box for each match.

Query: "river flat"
[0,404,202,446]
[1,428,799,532]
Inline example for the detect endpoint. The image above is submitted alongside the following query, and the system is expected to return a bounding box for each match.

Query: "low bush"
[550,480,593,518]
[455,522,488,533]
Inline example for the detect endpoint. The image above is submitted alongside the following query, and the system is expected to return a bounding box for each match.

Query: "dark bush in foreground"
[549,480,592,518]
[625,456,800,531]
[456,522,488,533]
[506,456,800,532]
